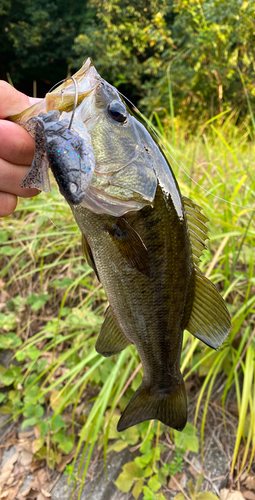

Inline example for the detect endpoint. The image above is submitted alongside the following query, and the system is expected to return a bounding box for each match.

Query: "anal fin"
[117,379,187,432]
[186,266,231,349]
[95,306,131,357]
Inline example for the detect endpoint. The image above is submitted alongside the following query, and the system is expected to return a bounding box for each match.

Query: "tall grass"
[0,111,254,492]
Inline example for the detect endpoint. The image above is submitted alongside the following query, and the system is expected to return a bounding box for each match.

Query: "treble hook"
[48,76,78,130]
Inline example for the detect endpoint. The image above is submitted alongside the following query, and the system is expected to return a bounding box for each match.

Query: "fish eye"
[107,101,127,123]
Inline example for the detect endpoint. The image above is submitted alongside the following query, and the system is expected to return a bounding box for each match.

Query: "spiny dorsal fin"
[186,265,231,349]
[95,306,131,357]
[183,196,209,264]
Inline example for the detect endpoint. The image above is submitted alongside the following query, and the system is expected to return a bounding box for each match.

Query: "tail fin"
[117,379,187,432]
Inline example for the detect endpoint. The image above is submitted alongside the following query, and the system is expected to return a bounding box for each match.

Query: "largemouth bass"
[11,58,231,432]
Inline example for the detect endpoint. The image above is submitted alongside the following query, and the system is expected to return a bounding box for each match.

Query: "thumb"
[0,81,42,119]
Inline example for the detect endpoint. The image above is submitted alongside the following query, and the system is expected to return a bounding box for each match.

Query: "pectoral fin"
[82,234,100,281]
[103,218,150,276]
[95,306,131,357]
[186,266,231,349]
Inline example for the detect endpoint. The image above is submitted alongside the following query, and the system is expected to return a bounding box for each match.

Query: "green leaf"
[121,425,140,445]
[107,439,128,453]
[23,405,36,418]
[0,370,15,386]
[0,246,15,256]
[142,485,155,500]
[148,475,161,492]
[197,493,219,500]
[174,422,199,452]
[33,438,45,453]
[52,414,66,431]
[38,420,48,437]
[33,446,47,460]
[0,231,8,243]
[21,417,37,428]
[135,450,154,468]
[0,333,22,349]
[140,439,151,454]
[53,277,73,289]
[115,461,145,492]
[27,346,40,360]
[36,358,48,373]
[132,478,144,499]
[15,351,27,362]
[58,435,74,454]
[23,404,44,420]
[52,429,66,443]
[27,293,51,311]
[157,495,167,500]
[0,403,13,414]
[196,473,204,491]
[108,414,120,439]
[0,313,17,332]
[0,393,7,403]
[115,471,133,493]
[123,461,143,478]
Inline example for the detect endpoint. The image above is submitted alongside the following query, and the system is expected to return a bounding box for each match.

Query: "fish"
[10,58,231,432]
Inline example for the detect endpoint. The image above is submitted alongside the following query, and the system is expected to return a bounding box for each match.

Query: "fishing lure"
[20,77,95,205]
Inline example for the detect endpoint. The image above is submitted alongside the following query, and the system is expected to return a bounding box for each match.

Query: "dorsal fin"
[95,306,131,357]
[186,265,231,349]
[183,196,209,264]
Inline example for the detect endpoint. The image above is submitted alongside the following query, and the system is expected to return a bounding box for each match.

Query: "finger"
[0,81,41,119]
[0,120,35,165]
[0,192,17,217]
[0,158,40,198]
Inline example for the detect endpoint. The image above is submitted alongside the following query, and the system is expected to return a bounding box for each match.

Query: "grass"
[0,112,255,497]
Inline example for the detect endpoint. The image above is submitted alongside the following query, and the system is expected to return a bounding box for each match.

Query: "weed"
[0,110,254,498]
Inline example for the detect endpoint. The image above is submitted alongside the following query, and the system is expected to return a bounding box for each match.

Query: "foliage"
[142,0,255,122]
[0,0,94,94]
[73,0,255,123]
[1,0,255,124]
[174,474,219,500]
[115,420,196,500]
[0,112,255,498]
[73,0,173,95]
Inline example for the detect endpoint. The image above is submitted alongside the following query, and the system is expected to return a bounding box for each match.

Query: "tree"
[0,0,94,96]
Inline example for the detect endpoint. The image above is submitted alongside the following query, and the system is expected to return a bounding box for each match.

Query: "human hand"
[0,81,41,217]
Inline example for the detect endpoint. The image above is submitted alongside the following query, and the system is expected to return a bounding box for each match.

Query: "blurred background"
[1,0,255,127]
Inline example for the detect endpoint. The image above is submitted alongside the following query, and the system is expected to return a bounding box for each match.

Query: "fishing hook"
[48,76,78,130]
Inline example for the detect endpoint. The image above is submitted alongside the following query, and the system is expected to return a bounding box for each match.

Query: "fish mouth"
[8,58,100,127]
[45,58,101,114]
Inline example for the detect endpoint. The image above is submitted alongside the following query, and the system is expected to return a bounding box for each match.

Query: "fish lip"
[45,58,101,113]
